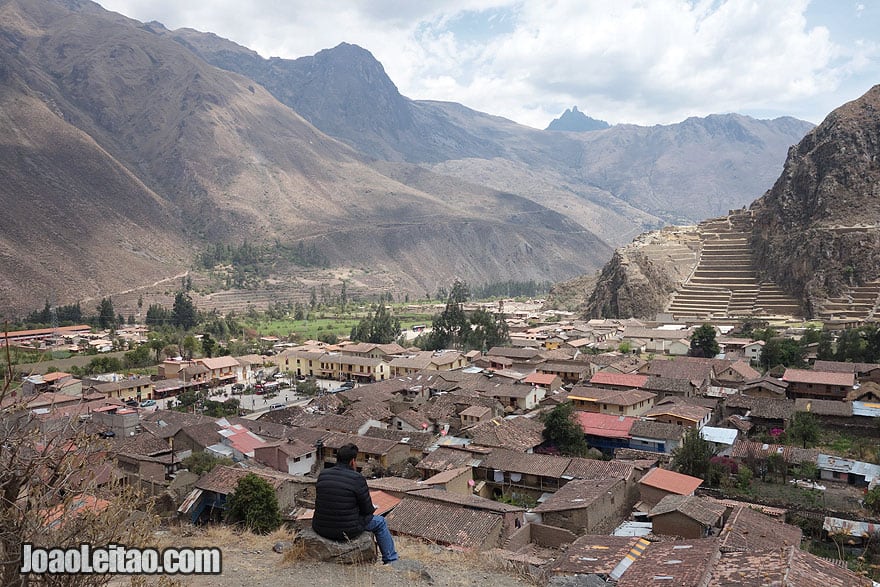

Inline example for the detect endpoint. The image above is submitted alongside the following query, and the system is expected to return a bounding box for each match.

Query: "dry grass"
[118,525,540,587]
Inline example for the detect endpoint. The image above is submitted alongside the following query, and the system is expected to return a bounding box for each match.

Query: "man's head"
[337,443,358,466]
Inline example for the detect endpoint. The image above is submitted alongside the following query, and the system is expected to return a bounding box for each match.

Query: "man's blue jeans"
[364,515,398,563]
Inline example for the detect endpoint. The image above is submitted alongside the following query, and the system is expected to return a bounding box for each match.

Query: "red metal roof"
[523,373,558,385]
[638,467,703,495]
[575,412,636,438]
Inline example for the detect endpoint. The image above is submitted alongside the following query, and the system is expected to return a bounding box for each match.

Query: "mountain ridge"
[0,0,814,317]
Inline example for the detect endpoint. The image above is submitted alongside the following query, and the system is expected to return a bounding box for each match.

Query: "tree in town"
[97,297,116,329]
[182,334,201,360]
[145,302,170,327]
[541,403,590,457]
[339,280,348,312]
[689,323,720,358]
[465,308,510,352]
[817,330,835,361]
[759,337,807,370]
[147,332,166,362]
[172,291,198,331]
[766,452,789,484]
[787,411,820,448]
[226,473,282,534]
[202,333,217,358]
[180,452,234,475]
[672,428,717,483]
[424,280,471,350]
[202,398,240,418]
[123,344,153,369]
[296,377,320,397]
[350,303,400,344]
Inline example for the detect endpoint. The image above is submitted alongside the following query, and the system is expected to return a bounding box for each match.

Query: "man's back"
[312,463,374,541]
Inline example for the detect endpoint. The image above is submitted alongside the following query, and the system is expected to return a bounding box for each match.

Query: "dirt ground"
[109,526,541,587]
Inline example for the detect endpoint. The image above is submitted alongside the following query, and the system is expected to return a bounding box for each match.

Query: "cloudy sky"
[98,0,879,129]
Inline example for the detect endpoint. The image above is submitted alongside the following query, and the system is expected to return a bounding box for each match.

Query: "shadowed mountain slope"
[0,0,610,315]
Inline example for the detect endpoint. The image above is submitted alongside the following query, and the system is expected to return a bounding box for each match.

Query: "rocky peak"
[545,106,610,132]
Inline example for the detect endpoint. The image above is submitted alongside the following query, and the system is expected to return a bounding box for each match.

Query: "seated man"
[312,442,399,564]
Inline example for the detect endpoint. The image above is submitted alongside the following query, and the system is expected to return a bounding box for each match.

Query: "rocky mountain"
[750,84,880,315]
[545,106,610,132]
[0,0,814,317]
[159,26,813,229]
[579,85,880,320]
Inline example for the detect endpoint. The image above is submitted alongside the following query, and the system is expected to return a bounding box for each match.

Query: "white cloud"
[98,0,877,128]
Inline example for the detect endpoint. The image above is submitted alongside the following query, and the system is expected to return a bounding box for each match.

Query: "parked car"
[139,399,157,408]
[231,383,245,392]
[339,380,355,390]
[124,400,139,407]
[269,403,285,410]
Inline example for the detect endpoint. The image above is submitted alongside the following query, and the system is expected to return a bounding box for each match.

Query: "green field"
[242,308,435,341]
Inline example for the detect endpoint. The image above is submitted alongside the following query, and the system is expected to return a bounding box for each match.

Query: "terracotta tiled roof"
[422,466,471,485]
[590,372,649,388]
[386,497,504,549]
[569,385,656,406]
[533,478,623,513]
[197,356,240,370]
[538,361,593,375]
[616,538,718,587]
[644,403,712,423]
[362,427,435,451]
[649,494,725,527]
[366,476,426,493]
[563,458,636,480]
[638,467,703,495]
[739,375,788,395]
[487,346,543,360]
[724,394,794,420]
[407,487,523,513]
[643,357,716,382]
[320,432,401,455]
[718,505,802,552]
[465,416,544,452]
[630,420,686,441]
[111,430,171,457]
[550,535,641,575]
[708,546,872,586]
[177,422,222,449]
[794,398,853,417]
[729,440,819,465]
[480,448,571,478]
[475,379,538,399]
[416,446,483,472]
[813,360,880,375]
[718,360,761,381]
[575,412,637,438]
[195,465,289,494]
[782,368,855,387]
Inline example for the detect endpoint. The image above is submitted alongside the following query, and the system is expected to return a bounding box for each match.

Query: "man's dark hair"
[337,443,358,465]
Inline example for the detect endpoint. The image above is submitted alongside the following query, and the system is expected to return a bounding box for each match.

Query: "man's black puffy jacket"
[312,462,375,540]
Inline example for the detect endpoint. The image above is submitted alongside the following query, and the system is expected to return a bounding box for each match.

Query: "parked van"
[269,403,285,411]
